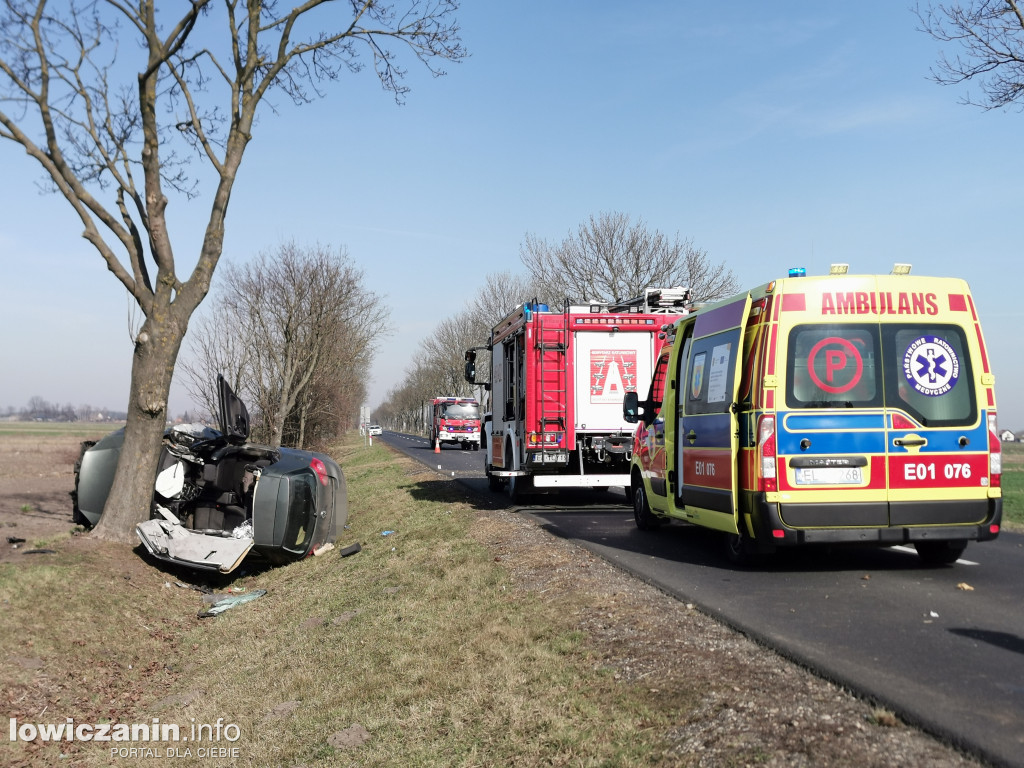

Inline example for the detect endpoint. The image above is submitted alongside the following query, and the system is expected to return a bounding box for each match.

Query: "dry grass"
[0,432,999,767]
[1,436,669,767]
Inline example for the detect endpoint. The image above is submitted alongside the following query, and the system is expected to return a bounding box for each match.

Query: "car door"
[136,518,254,573]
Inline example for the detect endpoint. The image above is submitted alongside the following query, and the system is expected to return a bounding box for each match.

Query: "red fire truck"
[464,287,691,499]
[429,397,482,450]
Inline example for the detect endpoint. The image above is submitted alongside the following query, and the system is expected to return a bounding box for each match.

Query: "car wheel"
[914,540,967,566]
[632,482,661,531]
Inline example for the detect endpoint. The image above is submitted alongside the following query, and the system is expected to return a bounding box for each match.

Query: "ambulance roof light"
[788,267,806,278]
[829,263,849,275]
[892,263,912,275]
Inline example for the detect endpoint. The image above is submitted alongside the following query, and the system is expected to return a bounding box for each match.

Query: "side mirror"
[623,391,640,424]
[464,348,491,389]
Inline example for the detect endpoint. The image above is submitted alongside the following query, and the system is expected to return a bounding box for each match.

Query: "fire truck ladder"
[535,308,567,453]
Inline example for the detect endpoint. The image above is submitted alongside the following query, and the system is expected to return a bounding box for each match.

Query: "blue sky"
[2,2,1023,428]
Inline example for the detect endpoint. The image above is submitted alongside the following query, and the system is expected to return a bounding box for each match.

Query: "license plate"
[794,467,863,485]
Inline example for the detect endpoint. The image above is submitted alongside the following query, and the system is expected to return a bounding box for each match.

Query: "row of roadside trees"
[373,211,741,432]
[1,0,1019,547]
[0,400,126,423]
[180,241,386,451]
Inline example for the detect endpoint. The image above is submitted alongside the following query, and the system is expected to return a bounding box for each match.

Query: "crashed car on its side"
[72,376,347,574]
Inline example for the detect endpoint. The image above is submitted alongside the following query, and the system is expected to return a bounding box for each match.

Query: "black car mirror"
[623,391,640,424]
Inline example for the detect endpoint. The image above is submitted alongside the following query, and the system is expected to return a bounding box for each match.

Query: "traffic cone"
[434,437,441,453]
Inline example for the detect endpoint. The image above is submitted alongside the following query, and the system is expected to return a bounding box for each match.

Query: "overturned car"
[72,376,347,573]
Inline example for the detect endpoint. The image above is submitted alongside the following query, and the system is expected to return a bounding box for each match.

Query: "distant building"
[999,429,1016,442]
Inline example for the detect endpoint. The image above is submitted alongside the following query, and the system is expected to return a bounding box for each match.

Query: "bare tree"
[187,242,387,449]
[179,307,251,422]
[0,1,464,541]
[376,356,440,435]
[916,0,1024,110]
[419,310,481,398]
[520,212,738,306]
[469,269,543,334]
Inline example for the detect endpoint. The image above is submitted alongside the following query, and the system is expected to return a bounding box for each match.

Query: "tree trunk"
[91,313,184,544]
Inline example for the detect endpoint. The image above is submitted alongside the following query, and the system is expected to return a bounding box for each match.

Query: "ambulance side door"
[676,297,752,525]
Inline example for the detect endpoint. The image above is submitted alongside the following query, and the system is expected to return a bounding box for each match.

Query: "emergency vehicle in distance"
[429,397,482,450]
[464,287,691,499]
[623,264,1002,565]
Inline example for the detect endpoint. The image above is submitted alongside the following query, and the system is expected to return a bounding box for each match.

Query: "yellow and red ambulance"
[623,265,1002,564]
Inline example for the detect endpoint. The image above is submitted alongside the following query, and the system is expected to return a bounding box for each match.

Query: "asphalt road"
[377,430,1024,768]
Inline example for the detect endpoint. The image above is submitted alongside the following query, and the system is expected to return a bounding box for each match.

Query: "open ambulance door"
[674,295,752,533]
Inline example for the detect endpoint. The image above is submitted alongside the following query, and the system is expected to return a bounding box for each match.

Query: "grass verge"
[1000,442,1024,528]
[2,434,671,767]
[0,422,123,438]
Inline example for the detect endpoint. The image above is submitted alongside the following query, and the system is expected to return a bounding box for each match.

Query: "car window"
[283,474,318,553]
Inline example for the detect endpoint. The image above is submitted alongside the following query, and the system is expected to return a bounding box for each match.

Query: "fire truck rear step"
[532,474,629,488]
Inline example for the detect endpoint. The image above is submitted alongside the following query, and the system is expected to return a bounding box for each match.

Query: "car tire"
[914,540,967,566]
[632,482,661,531]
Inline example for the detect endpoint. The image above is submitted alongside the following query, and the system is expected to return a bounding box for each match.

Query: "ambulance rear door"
[880,280,993,527]
[676,294,752,531]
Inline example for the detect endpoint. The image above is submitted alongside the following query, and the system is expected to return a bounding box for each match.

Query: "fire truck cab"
[429,397,481,450]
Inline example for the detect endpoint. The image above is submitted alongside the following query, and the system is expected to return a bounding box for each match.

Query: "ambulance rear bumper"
[749,496,1002,548]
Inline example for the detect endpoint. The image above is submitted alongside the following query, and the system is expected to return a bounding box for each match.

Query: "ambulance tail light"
[988,412,1001,487]
[757,415,777,493]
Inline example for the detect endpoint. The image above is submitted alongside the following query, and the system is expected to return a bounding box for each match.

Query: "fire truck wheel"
[507,473,530,501]
[632,483,661,531]
[486,455,502,491]
[487,469,502,492]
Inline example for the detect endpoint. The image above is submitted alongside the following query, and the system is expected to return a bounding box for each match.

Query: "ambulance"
[623,265,1002,565]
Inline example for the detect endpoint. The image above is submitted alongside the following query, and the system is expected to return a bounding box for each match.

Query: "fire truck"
[464,287,691,499]
[429,397,482,450]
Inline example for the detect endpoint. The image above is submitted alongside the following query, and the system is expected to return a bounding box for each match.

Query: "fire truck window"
[503,341,516,421]
[786,324,880,409]
[444,402,480,420]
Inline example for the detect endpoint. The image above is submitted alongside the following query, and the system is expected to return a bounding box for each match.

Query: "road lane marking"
[891,544,977,565]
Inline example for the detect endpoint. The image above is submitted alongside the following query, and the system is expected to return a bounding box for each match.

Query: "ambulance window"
[686,329,740,415]
[883,325,975,426]
[786,325,880,408]
[649,354,668,415]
